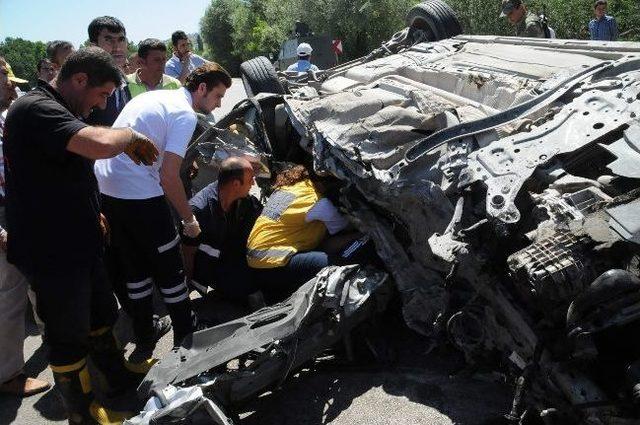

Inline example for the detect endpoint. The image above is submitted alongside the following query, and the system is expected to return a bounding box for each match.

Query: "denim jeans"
[253,251,329,302]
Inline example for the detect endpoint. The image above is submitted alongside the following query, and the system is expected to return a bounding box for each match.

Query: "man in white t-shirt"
[95,62,232,347]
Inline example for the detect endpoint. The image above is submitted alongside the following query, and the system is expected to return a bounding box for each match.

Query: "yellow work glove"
[125,128,159,166]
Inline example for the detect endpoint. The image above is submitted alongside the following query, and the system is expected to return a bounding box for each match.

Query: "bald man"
[181,157,263,302]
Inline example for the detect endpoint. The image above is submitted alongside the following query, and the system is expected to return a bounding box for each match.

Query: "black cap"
[500,0,522,17]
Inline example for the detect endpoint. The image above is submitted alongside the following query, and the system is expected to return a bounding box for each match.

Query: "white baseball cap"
[297,43,313,56]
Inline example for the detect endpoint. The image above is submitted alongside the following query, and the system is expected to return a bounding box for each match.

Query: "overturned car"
[136,1,640,423]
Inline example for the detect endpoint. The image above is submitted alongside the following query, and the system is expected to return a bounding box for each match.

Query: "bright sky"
[0,0,212,47]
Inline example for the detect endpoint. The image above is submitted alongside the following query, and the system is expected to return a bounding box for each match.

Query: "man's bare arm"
[160,151,193,221]
[67,127,159,164]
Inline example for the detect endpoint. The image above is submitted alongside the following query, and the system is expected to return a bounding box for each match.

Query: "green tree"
[200,0,244,74]
[0,37,47,87]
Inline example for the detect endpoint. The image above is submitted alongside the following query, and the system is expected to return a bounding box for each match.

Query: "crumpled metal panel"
[286,85,453,171]
[603,125,640,178]
[440,42,603,80]
[126,384,232,425]
[139,265,388,398]
[606,199,640,244]
[462,84,640,224]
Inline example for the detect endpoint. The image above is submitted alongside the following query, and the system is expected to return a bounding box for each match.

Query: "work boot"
[51,358,131,424]
[134,315,172,351]
[88,327,149,396]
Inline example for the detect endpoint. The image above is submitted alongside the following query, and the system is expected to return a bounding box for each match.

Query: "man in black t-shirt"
[4,47,158,424]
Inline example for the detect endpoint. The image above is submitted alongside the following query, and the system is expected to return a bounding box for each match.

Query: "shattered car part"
[126,384,233,425]
[139,266,389,422]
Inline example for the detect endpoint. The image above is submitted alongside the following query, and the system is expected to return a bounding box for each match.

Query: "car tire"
[240,56,286,97]
[406,0,463,41]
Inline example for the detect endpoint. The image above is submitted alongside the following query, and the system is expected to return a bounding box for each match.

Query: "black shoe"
[135,315,172,350]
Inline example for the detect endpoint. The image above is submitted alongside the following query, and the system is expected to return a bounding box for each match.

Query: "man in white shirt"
[95,62,232,347]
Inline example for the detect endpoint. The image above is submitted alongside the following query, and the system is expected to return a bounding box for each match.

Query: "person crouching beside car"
[247,164,380,302]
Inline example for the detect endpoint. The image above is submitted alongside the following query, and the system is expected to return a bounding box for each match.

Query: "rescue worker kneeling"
[247,164,367,302]
[182,157,263,303]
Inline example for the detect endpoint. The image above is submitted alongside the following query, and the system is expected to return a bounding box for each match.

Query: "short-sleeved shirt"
[286,59,320,74]
[126,71,181,98]
[94,87,197,200]
[589,15,619,41]
[183,182,262,261]
[3,83,103,270]
[515,11,546,38]
[164,53,207,79]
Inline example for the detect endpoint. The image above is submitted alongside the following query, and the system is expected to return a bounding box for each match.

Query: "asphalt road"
[0,78,513,425]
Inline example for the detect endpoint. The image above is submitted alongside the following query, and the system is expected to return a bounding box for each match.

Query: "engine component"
[508,231,594,306]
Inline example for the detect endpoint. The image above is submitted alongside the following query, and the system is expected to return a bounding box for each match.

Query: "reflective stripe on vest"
[247,179,326,269]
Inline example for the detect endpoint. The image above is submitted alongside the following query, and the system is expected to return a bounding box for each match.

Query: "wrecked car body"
[159,1,640,423]
[129,266,389,424]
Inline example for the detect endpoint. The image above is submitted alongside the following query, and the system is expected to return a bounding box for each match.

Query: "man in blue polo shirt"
[589,0,619,41]
[165,31,208,85]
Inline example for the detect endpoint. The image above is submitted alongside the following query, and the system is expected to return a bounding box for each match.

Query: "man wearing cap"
[0,57,51,398]
[501,0,546,38]
[286,42,320,74]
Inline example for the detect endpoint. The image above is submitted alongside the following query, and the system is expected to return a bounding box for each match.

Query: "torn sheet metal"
[139,266,388,400]
[603,125,640,179]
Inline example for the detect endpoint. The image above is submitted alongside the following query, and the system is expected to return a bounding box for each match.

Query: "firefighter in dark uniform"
[181,157,263,303]
[3,47,158,424]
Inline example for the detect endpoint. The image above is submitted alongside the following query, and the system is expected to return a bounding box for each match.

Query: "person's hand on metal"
[0,229,7,252]
[182,215,201,238]
[125,128,159,166]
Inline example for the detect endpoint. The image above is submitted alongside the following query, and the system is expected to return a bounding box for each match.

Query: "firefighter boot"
[51,359,130,425]
[88,327,154,397]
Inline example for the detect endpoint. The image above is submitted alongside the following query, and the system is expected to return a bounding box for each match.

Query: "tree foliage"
[201,0,244,74]
[200,0,421,74]
[0,38,47,87]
